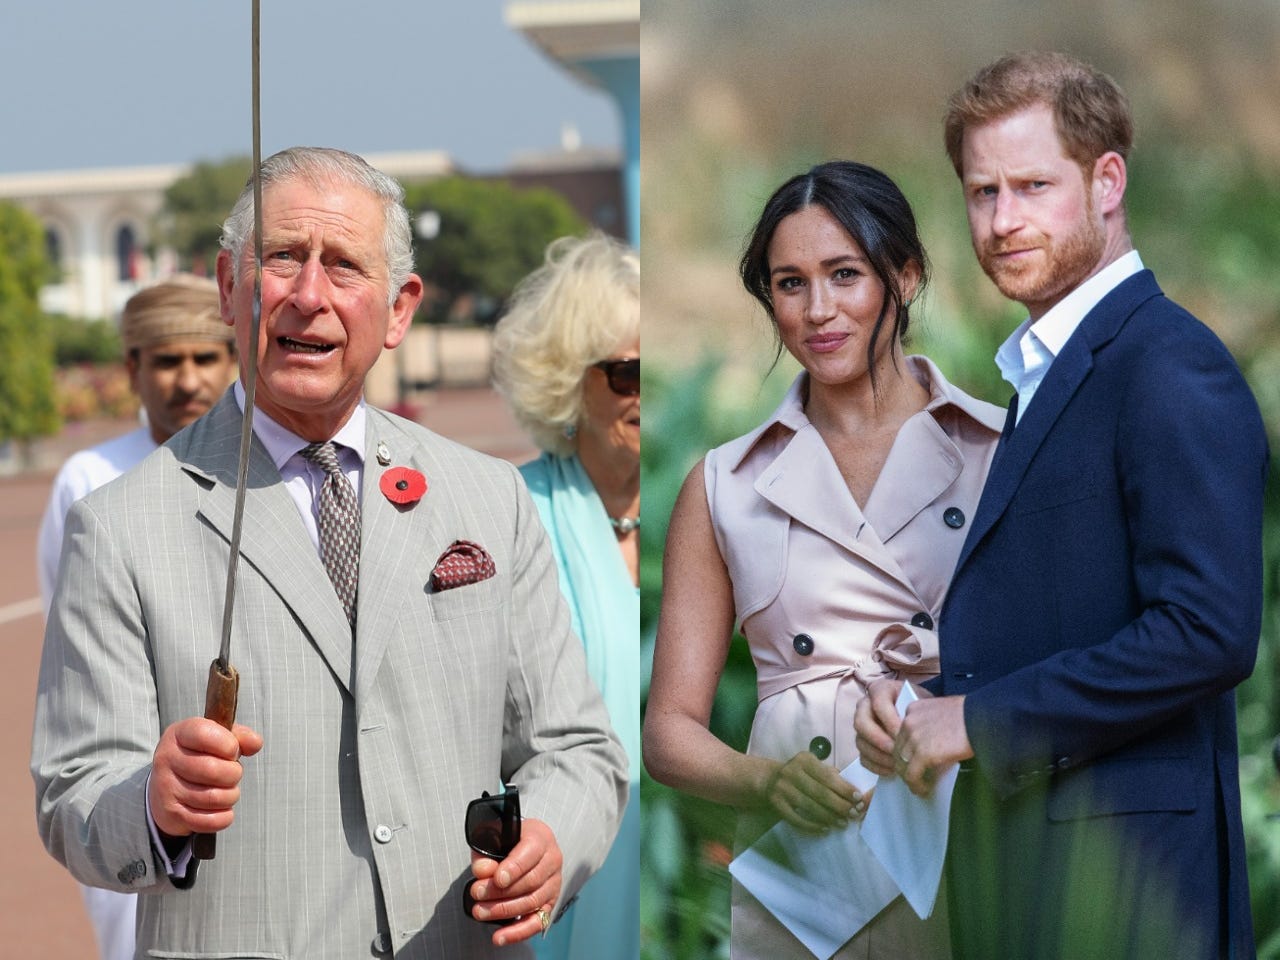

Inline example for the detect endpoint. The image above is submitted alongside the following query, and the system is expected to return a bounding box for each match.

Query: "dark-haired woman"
[644,161,1004,958]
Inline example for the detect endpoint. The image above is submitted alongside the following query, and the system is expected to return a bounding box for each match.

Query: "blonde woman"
[491,231,639,960]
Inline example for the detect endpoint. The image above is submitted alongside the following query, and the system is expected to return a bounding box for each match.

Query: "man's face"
[216,177,422,440]
[961,103,1107,319]
[127,339,236,444]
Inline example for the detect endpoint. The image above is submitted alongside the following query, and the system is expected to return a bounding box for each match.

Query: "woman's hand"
[763,750,866,833]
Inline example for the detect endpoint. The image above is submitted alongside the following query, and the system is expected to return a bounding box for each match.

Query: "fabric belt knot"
[300,441,360,627]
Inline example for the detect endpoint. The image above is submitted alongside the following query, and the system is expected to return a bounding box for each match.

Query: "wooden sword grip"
[192,659,240,860]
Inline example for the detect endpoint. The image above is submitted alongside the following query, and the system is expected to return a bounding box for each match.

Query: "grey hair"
[219,146,414,305]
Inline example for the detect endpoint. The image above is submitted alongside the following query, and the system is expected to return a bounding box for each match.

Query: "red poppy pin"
[379,466,427,506]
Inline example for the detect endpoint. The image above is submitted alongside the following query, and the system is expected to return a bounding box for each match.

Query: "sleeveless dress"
[703,356,1004,959]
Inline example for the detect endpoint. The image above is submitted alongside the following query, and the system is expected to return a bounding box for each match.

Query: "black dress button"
[809,736,832,760]
[910,612,934,630]
[943,507,966,529]
[792,633,815,656]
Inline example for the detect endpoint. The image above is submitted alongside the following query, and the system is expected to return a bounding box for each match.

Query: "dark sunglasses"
[592,357,640,396]
[462,784,521,925]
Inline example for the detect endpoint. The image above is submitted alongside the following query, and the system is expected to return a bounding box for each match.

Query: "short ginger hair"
[943,51,1134,183]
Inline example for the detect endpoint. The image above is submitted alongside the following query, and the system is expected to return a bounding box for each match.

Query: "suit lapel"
[863,413,964,544]
[755,422,912,590]
[352,411,440,700]
[182,394,356,693]
[955,270,1162,572]
[956,335,1093,573]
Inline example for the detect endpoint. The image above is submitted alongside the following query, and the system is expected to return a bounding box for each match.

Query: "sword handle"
[192,659,240,860]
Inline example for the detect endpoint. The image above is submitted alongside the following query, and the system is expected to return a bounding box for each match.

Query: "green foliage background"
[0,201,58,445]
[639,4,1280,950]
[158,156,252,275]
[47,314,124,366]
[401,176,585,324]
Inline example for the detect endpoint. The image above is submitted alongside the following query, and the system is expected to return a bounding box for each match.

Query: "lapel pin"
[376,441,391,466]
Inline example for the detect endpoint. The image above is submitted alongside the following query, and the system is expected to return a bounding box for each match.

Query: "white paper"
[728,760,898,959]
[859,682,959,919]
[729,681,960,957]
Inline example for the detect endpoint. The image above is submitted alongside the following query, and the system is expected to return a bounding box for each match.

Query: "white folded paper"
[728,682,959,959]
[860,682,959,918]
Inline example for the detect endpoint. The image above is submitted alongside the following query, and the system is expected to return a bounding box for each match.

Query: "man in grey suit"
[32,146,629,958]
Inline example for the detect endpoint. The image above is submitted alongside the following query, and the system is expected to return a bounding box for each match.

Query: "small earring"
[903,297,913,308]
[563,422,577,440]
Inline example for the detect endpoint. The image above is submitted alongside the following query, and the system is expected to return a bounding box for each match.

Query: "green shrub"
[48,314,124,366]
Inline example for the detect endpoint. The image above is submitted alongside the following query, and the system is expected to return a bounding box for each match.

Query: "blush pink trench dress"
[704,356,1004,959]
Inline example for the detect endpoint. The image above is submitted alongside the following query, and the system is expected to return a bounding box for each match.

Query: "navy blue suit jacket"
[932,270,1267,959]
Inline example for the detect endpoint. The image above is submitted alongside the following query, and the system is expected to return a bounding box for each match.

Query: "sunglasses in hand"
[592,357,640,396]
[462,784,522,925]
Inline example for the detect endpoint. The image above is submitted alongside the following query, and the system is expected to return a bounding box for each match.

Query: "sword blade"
[217,0,262,669]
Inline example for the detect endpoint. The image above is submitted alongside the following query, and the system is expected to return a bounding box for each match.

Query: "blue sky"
[0,1,619,174]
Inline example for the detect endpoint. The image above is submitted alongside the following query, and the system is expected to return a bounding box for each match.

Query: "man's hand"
[854,678,906,776]
[466,817,563,947]
[148,717,263,837]
[892,695,974,797]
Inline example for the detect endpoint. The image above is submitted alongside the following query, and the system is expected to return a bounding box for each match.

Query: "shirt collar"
[997,250,1144,381]
[232,381,367,471]
[729,354,1003,470]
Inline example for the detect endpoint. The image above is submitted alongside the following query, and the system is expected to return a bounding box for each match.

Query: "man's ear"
[1093,151,1127,216]
[215,249,238,327]
[125,352,140,394]
[385,274,424,349]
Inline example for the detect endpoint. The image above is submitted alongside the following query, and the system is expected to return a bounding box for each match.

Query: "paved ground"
[0,388,535,956]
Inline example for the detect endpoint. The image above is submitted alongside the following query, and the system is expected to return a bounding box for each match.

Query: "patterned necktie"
[300,441,360,627]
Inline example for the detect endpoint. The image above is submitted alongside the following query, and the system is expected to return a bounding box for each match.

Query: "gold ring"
[537,907,551,935]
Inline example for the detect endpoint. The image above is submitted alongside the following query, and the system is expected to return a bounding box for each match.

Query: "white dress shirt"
[996,250,1144,423]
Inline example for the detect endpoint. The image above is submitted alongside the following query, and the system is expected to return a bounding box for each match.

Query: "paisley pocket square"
[430,540,496,592]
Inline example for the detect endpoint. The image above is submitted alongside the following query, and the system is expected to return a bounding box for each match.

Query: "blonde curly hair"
[492,232,639,456]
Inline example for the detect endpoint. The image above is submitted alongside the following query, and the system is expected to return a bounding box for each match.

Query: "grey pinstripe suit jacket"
[32,391,629,959]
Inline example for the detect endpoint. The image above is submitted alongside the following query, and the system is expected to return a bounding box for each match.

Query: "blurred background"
[638,1,1280,956]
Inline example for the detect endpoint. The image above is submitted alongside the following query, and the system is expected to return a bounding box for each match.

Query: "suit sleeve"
[30,496,171,892]
[963,323,1268,796]
[497,463,629,914]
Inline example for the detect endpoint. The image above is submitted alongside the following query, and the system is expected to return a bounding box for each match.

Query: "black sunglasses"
[462,784,522,925]
[592,357,640,396]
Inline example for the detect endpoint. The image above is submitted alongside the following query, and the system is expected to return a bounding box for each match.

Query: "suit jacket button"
[792,633,815,656]
[374,824,394,843]
[910,612,934,630]
[809,736,832,760]
[943,507,966,529]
